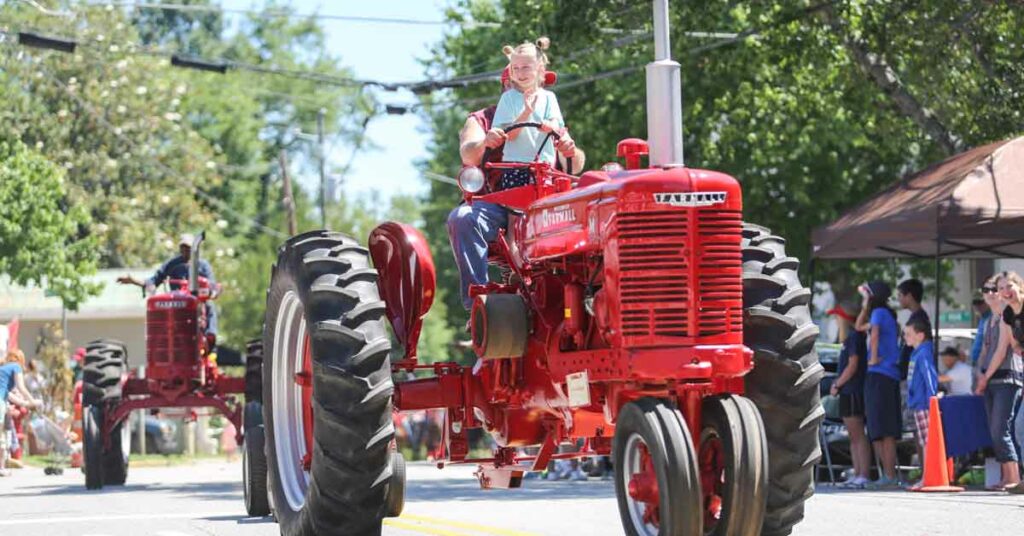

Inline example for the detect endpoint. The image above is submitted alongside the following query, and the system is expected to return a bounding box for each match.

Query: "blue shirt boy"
[907,339,939,411]
[868,308,901,380]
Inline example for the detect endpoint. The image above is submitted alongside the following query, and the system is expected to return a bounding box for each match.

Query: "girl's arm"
[14,372,40,407]
[854,304,871,332]
[832,353,860,394]
[868,326,880,366]
[978,322,1012,394]
[984,323,1013,379]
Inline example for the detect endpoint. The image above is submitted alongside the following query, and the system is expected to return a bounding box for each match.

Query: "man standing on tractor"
[117,233,219,343]
[450,38,585,319]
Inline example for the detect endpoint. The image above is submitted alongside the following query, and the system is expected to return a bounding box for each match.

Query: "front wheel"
[263,231,395,536]
[244,424,271,517]
[613,398,702,536]
[83,406,104,490]
[102,418,130,486]
[700,395,768,536]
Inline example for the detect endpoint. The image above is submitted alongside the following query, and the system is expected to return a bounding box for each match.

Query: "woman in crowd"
[854,281,902,488]
[975,272,1024,491]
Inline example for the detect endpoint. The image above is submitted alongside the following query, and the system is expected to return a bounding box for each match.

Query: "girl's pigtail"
[502,45,514,58]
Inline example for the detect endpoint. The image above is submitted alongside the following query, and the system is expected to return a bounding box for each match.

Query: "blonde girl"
[490,37,578,189]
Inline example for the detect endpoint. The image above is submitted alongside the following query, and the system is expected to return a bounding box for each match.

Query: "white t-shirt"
[944,361,973,396]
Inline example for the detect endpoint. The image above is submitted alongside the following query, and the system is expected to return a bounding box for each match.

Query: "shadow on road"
[201,514,275,524]
[0,480,242,501]
[407,476,616,503]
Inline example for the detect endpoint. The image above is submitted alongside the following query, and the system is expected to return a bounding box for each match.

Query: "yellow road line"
[389,513,539,536]
[384,518,476,536]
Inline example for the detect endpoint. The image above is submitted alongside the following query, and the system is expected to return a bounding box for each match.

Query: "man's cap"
[179,233,194,247]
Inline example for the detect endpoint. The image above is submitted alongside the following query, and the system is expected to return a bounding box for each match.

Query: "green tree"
[0,140,99,309]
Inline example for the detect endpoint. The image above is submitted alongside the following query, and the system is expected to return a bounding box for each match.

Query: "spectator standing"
[897,279,931,380]
[828,301,871,488]
[904,319,939,462]
[939,346,972,396]
[0,349,42,476]
[854,281,902,488]
[971,297,993,366]
[975,273,1023,491]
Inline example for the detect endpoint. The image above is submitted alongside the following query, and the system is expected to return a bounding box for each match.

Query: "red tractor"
[81,233,248,490]
[258,4,821,535]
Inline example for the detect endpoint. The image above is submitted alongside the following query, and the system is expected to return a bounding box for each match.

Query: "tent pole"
[934,236,942,365]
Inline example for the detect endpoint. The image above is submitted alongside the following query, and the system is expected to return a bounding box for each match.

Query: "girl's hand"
[539,120,561,133]
[975,375,988,395]
[518,93,538,120]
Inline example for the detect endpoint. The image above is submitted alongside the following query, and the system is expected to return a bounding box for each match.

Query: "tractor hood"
[521,166,742,262]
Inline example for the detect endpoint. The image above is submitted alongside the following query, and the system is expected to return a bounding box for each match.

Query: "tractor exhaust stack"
[189,231,205,295]
[646,0,684,168]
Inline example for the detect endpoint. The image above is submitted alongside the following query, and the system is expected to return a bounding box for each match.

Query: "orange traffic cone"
[909,396,964,492]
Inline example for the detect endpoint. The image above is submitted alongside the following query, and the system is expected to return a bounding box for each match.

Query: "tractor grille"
[696,209,743,336]
[616,211,690,340]
[614,208,743,343]
[147,308,199,366]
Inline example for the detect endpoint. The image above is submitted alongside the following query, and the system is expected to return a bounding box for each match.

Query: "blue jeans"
[447,201,508,310]
[985,382,1020,463]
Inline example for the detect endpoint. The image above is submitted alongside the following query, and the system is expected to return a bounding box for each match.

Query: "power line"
[1,42,289,239]
[73,1,501,28]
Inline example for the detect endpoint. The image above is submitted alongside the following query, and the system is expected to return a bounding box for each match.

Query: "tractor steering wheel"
[481,122,573,176]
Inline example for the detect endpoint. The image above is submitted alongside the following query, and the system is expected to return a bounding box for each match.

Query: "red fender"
[368,221,436,361]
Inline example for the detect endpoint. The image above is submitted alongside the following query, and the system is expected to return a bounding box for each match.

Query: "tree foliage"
[0,140,99,308]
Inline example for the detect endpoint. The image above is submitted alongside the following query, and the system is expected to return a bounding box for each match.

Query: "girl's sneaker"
[838,475,867,489]
[865,475,900,490]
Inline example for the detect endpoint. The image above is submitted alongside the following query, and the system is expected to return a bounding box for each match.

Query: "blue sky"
[221,0,452,202]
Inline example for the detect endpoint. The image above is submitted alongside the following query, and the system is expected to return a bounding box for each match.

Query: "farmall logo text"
[536,206,576,230]
[654,192,728,207]
[154,301,187,309]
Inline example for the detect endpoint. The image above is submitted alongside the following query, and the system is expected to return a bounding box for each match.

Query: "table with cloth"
[939,395,992,457]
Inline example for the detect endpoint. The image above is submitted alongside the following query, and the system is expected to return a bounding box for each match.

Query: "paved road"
[1,459,1023,535]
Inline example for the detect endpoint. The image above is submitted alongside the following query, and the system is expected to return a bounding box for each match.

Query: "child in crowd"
[491,37,573,190]
[829,301,872,489]
[939,346,973,396]
[0,349,42,476]
[904,318,939,466]
[854,281,902,488]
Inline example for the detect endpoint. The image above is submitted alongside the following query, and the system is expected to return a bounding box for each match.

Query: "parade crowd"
[829,273,1024,491]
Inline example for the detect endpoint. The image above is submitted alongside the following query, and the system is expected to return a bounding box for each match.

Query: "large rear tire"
[699,395,768,536]
[82,349,125,406]
[263,230,394,536]
[613,398,702,536]
[741,223,823,536]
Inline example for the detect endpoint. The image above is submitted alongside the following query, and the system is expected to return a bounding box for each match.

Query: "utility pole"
[317,108,326,229]
[279,150,297,236]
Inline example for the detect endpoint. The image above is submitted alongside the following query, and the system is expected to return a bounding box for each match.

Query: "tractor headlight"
[458,166,485,194]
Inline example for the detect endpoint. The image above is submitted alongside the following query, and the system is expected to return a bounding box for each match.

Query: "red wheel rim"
[699,431,725,531]
[624,437,661,531]
[299,333,314,471]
